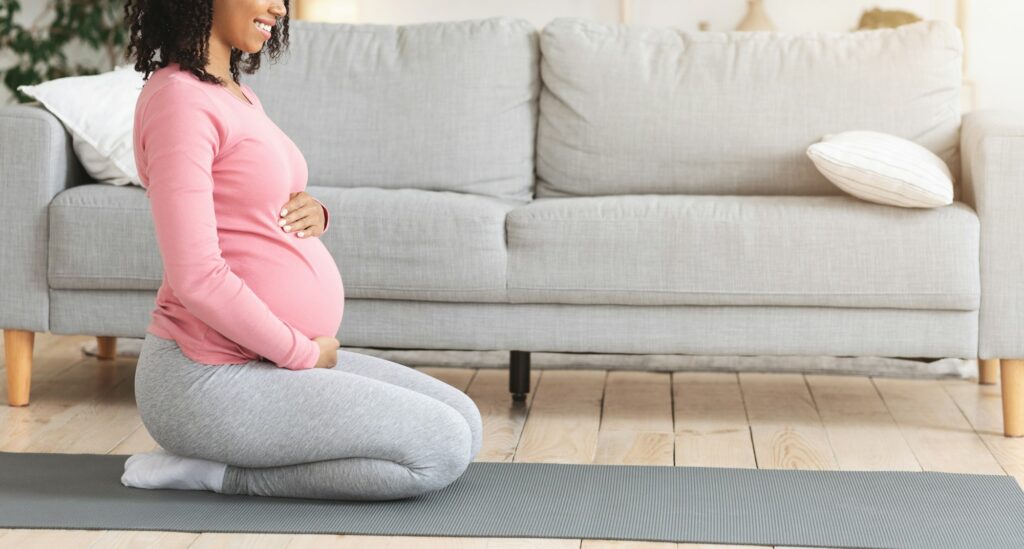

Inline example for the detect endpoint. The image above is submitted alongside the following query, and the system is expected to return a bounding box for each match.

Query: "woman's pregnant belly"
[220,228,345,347]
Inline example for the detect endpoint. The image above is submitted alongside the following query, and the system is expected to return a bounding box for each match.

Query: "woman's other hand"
[313,336,340,368]
[279,192,326,238]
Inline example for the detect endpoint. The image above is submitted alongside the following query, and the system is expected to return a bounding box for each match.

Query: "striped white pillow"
[805,130,954,208]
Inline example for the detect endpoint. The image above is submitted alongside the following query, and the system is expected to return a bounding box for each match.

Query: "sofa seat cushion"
[506,194,980,311]
[49,184,518,303]
[320,187,518,302]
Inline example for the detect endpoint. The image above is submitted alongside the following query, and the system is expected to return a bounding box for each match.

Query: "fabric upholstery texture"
[960,109,1024,359]
[536,18,962,198]
[47,292,978,359]
[241,18,540,203]
[0,104,90,332]
[506,194,979,310]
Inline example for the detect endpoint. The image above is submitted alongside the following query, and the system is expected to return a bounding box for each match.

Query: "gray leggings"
[134,332,483,501]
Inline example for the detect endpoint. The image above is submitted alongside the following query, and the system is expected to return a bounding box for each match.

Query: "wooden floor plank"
[23,364,138,453]
[467,368,540,462]
[805,374,919,471]
[388,537,491,549]
[486,540,580,549]
[0,529,104,548]
[595,371,674,467]
[0,358,134,452]
[513,370,605,464]
[601,371,674,433]
[673,372,757,469]
[188,532,295,548]
[286,535,383,548]
[941,377,1024,489]
[583,542,669,549]
[873,377,1004,475]
[739,373,837,470]
[88,529,199,547]
[108,420,160,454]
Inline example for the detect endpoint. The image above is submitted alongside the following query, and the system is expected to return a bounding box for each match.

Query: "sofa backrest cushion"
[536,18,963,198]
[244,17,539,202]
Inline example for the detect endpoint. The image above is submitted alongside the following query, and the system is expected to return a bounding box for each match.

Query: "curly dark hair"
[122,0,291,85]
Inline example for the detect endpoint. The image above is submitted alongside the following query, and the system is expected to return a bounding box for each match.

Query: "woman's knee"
[447,390,483,459]
[405,404,474,493]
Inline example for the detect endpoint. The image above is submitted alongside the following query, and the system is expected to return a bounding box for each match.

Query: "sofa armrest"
[961,109,1024,359]
[0,102,90,332]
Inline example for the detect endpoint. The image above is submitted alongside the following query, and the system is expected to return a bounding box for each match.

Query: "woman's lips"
[254,21,272,39]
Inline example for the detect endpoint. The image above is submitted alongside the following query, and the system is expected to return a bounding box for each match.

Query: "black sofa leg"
[510,350,531,402]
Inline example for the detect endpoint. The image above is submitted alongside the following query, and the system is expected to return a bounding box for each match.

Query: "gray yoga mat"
[2,451,1023,549]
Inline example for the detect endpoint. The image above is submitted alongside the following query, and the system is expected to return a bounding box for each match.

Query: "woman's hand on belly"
[279,191,327,239]
[312,335,341,368]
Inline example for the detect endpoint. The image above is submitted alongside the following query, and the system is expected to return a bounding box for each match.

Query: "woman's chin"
[236,41,265,54]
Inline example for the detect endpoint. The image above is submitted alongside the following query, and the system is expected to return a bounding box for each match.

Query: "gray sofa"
[3,17,1023,436]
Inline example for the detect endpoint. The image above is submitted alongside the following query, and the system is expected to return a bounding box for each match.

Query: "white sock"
[121,447,228,493]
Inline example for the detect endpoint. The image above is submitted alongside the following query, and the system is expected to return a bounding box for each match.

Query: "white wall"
[358,0,952,31]
[3,0,1022,111]
[962,0,1024,111]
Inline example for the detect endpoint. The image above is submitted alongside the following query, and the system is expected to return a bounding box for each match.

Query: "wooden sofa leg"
[96,336,118,360]
[979,359,1000,385]
[4,329,35,407]
[1002,359,1024,437]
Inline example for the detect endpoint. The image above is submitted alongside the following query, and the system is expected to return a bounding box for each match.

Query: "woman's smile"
[254,18,273,40]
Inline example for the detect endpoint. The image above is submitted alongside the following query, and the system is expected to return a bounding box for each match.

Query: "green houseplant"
[1,0,128,103]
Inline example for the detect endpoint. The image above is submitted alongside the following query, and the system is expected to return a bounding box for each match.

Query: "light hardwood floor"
[2,333,1022,549]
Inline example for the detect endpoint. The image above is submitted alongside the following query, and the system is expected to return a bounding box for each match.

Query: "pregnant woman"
[119,0,483,500]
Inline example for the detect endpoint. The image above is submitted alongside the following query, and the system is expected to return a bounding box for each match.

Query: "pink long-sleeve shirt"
[133,62,344,370]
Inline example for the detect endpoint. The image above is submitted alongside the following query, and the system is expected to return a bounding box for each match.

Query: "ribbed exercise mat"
[2,452,1023,548]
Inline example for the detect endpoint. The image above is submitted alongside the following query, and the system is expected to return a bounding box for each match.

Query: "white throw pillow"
[17,64,144,186]
[805,130,954,208]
